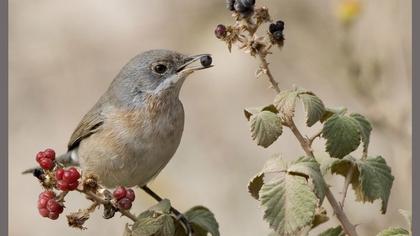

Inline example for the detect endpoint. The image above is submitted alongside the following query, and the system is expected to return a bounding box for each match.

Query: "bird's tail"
[22,151,80,175]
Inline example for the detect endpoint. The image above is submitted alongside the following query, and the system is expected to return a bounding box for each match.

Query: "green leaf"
[300,92,326,127]
[350,113,372,153]
[244,104,278,121]
[248,173,264,200]
[250,110,283,148]
[132,211,165,236]
[288,156,326,203]
[274,88,325,126]
[322,113,361,158]
[331,156,394,214]
[314,153,337,175]
[157,215,175,236]
[260,171,317,235]
[149,199,172,214]
[311,207,329,229]
[377,227,409,236]
[318,226,345,236]
[399,209,411,232]
[273,89,299,121]
[184,206,220,236]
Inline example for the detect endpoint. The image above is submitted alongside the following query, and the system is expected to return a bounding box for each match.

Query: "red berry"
[56,180,69,191]
[125,189,135,202]
[215,24,227,39]
[113,186,127,200]
[39,191,55,200]
[39,208,49,217]
[48,212,60,220]
[67,181,79,191]
[39,158,54,170]
[46,199,62,213]
[36,151,46,163]
[38,198,49,209]
[117,198,132,210]
[67,167,81,181]
[44,148,56,160]
[55,168,64,180]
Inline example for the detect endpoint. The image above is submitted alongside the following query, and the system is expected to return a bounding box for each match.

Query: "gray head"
[107,49,212,104]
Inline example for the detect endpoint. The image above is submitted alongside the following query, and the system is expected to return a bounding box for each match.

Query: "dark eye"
[153,64,168,74]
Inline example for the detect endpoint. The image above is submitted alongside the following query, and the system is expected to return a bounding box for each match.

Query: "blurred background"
[9,0,411,235]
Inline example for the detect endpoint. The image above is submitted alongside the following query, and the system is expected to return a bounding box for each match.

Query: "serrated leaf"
[149,199,171,214]
[331,156,394,214]
[350,113,372,153]
[322,113,361,158]
[250,110,283,148]
[318,226,345,236]
[311,207,329,229]
[288,156,326,203]
[248,173,264,200]
[260,173,317,235]
[244,104,278,121]
[376,227,409,236]
[314,153,337,175]
[299,92,325,127]
[184,206,220,236]
[274,90,299,121]
[157,215,175,236]
[132,211,165,236]
[398,209,411,231]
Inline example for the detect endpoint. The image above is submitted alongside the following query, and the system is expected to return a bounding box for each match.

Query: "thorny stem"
[257,54,281,93]
[78,189,138,222]
[286,121,358,236]
[340,164,355,209]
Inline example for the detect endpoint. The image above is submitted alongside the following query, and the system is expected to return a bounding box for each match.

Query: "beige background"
[9,0,411,235]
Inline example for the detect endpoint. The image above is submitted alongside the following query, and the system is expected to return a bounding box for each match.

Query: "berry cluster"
[269,20,285,41]
[55,167,81,191]
[227,0,256,16]
[36,148,56,170]
[38,191,64,220]
[113,186,135,210]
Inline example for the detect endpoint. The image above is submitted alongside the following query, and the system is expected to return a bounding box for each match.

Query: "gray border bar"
[0,0,7,235]
[413,0,418,234]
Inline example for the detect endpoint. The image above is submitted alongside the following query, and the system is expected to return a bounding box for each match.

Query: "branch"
[257,53,281,93]
[79,189,137,222]
[308,129,323,146]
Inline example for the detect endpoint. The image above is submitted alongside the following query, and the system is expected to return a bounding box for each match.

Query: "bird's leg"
[140,185,193,236]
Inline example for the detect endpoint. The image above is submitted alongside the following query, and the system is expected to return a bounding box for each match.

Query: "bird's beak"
[176,54,213,75]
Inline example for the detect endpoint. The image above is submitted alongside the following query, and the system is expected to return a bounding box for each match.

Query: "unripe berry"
[48,212,60,220]
[38,198,49,209]
[118,198,132,210]
[55,168,64,180]
[44,148,56,160]
[39,191,55,200]
[39,158,54,170]
[67,167,81,181]
[39,208,49,217]
[67,181,79,191]
[215,24,227,39]
[36,151,46,163]
[126,189,136,202]
[47,199,62,213]
[113,186,127,201]
[57,180,69,191]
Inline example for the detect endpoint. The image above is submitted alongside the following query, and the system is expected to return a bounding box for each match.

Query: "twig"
[257,53,281,93]
[308,129,323,146]
[78,189,137,222]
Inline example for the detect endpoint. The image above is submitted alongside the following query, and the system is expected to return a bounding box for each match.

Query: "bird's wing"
[67,102,105,151]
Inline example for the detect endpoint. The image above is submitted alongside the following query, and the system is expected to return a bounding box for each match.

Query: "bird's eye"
[153,64,168,74]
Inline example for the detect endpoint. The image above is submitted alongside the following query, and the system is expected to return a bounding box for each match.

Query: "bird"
[24,49,213,233]
[57,49,212,189]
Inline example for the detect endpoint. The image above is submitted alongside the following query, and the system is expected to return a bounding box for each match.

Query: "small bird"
[58,49,212,189]
[26,49,212,194]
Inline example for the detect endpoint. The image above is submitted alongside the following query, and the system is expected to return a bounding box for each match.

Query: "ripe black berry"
[234,0,253,14]
[276,20,285,30]
[272,31,284,41]
[241,0,255,8]
[200,55,212,68]
[215,24,227,39]
[226,0,235,11]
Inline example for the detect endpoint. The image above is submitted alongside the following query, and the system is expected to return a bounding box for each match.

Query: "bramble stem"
[257,54,281,93]
[78,189,137,222]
